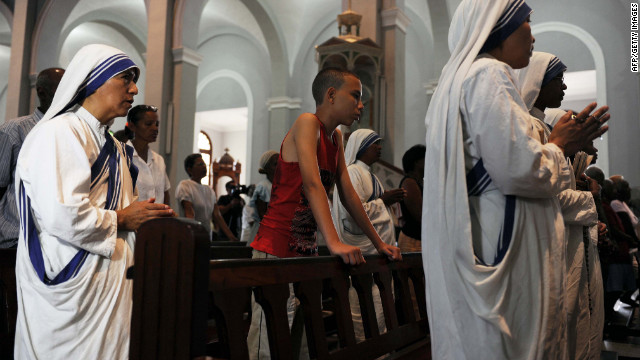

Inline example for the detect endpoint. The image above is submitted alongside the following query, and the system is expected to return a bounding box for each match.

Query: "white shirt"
[127,141,170,204]
[175,179,216,234]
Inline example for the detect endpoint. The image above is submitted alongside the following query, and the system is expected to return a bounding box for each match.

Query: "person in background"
[217,180,244,240]
[240,150,278,245]
[124,104,171,206]
[517,51,603,359]
[175,153,237,241]
[332,128,405,343]
[0,67,65,249]
[398,144,425,252]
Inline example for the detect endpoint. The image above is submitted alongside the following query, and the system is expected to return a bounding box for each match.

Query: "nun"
[14,44,174,358]
[517,52,603,359]
[423,0,610,358]
[332,128,404,343]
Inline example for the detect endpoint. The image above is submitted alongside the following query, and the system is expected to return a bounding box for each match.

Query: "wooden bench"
[0,248,17,359]
[130,218,430,360]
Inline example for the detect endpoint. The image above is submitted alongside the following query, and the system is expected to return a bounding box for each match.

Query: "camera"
[229,184,254,199]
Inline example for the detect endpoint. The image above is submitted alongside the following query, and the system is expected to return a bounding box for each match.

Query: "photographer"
[217,180,245,240]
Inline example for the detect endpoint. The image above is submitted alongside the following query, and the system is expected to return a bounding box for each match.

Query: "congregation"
[0,0,638,359]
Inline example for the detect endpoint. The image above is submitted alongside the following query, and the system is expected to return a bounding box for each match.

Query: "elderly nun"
[423,0,610,359]
[14,44,174,358]
[517,51,603,359]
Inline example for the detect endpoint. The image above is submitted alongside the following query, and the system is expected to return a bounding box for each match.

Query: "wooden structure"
[210,148,241,190]
[0,248,17,359]
[130,218,430,359]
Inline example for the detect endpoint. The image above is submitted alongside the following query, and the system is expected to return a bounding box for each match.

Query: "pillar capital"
[266,96,302,111]
[381,7,410,34]
[172,46,204,67]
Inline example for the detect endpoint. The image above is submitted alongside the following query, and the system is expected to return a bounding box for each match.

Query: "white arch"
[196,69,255,178]
[0,1,12,28]
[532,21,609,175]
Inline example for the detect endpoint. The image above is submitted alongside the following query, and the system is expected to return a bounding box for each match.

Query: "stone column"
[170,47,203,184]
[381,1,410,165]
[266,96,302,150]
[145,0,175,157]
[6,0,37,119]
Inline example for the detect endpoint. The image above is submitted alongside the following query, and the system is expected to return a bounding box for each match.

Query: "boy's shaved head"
[312,67,360,106]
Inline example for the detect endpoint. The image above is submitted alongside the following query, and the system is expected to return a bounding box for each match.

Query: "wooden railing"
[130,218,430,359]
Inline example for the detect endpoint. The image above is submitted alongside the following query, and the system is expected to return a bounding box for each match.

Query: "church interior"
[0,0,639,357]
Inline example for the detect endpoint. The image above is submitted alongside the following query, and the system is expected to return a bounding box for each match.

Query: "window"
[199,131,212,185]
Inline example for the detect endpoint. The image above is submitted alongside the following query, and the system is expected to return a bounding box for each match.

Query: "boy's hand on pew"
[328,241,366,265]
[116,198,175,231]
[376,243,403,262]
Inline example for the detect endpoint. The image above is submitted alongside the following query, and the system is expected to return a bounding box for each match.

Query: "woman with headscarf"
[332,128,405,342]
[423,0,610,358]
[240,150,278,244]
[124,104,171,206]
[517,52,603,359]
[14,44,174,358]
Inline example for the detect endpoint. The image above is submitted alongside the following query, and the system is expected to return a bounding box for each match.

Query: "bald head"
[36,68,65,113]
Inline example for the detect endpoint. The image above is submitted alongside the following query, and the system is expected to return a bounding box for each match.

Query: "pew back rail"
[130,218,429,360]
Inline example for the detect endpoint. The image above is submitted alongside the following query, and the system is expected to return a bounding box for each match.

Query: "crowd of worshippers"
[0,0,637,358]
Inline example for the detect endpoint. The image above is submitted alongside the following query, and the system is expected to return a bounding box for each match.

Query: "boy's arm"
[292,114,365,265]
[334,129,402,261]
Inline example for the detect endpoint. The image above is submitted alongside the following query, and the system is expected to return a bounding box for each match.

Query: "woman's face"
[89,69,138,122]
[189,157,207,179]
[496,17,535,69]
[537,73,567,109]
[131,111,159,144]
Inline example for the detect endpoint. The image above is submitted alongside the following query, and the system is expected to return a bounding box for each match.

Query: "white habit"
[15,107,137,359]
[517,52,603,359]
[423,1,572,359]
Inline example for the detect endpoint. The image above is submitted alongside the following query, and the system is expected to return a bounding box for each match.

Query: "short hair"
[311,67,359,106]
[584,166,605,187]
[402,145,426,173]
[184,153,203,174]
[225,180,236,189]
[125,104,158,139]
[35,67,64,90]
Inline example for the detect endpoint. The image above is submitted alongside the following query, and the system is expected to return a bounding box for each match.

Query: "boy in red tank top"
[251,67,402,264]
[248,68,402,359]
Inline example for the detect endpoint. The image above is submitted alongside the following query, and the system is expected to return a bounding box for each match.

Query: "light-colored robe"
[424,48,572,359]
[14,106,137,359]
[334,160,395,253]
[530,108,603,360]
[518,51,605,359]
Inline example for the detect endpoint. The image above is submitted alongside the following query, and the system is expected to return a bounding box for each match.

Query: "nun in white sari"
[13,44,171,359]
[423,1,572,359]
[517,52,603,359]
[424,0,610,357]
[332,128,397,342]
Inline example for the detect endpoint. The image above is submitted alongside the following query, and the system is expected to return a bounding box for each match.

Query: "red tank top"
[251,115,339,257]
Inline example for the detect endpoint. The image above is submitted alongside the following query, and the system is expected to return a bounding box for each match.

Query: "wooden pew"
[0,248,17,359]
[130,218,430,360]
